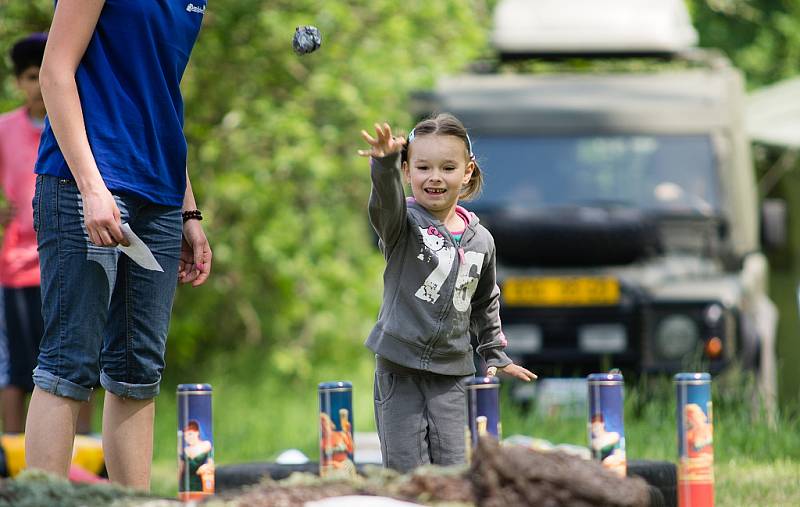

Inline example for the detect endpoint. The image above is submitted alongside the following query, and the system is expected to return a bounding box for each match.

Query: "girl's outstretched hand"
[358,122,406,158]
[487,363,538,382]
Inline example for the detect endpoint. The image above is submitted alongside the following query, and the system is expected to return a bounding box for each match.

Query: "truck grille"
[499,305,641,372]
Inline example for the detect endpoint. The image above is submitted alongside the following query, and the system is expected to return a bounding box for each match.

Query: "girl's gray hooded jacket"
[366,152,512,376]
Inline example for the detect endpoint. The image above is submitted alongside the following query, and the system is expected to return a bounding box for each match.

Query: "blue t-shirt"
[36,0,207,207]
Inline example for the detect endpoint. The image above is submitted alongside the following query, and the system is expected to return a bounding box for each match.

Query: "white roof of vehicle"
[492,0,698,55]
[418,68,740,134]
[747,76,800,149]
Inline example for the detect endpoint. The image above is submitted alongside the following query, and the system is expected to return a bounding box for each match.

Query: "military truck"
[412,0,780,403]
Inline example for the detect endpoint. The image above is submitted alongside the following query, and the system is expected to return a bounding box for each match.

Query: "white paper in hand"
[117,223,164,272]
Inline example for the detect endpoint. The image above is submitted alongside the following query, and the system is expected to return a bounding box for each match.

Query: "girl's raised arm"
[361,123,408,251]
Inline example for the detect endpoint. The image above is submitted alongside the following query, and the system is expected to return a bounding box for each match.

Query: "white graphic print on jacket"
[415,226,485,310]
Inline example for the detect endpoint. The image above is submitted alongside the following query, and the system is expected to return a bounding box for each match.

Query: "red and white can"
[675,372,714,507]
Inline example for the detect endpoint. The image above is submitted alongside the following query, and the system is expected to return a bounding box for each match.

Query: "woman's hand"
[487,363,538,382]
[81,186,129,247]
[358,122,406,158]
[179,220,212,286]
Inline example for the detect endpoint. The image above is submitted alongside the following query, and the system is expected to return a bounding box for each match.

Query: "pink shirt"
[0,107,42,287]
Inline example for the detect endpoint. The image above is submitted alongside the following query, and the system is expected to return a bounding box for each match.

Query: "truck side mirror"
[761,198,787,250]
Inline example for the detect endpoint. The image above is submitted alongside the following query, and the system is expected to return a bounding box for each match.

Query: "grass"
[716,460,800,507]
[141,353,800,506]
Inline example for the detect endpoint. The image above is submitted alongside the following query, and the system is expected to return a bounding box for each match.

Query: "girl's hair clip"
[465,133,474,159]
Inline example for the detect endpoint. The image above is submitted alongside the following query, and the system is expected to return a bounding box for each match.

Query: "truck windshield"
[471,135,720,214]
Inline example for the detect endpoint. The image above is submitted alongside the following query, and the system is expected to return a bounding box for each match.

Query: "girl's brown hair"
[402,113,483,201]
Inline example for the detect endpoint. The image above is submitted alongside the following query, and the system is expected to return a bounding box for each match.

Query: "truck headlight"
[704,304,724,327]
[654,314,698,360]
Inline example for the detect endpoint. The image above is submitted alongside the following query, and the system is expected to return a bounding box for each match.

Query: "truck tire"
[627,460,677,507]
[486,206,660,267]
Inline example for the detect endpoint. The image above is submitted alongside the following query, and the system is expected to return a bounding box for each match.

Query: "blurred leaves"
[688,0,800,88]
[0,1,51,111]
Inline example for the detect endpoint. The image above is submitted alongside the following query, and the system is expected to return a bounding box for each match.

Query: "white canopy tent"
[747,76,800,149]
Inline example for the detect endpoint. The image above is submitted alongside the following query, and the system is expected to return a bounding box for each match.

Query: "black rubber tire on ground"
[216,462,318,491]
[216,461,375,493]
[646,485,667,507]
[627,460,677,507]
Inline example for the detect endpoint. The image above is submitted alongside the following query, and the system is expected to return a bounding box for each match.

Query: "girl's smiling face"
[402,134,474,221]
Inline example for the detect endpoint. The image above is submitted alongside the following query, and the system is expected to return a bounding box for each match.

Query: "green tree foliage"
[0,1,52,110]
[0,1,491,380]
[687,0,800,88]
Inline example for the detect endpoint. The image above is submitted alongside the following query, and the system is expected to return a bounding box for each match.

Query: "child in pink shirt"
[0,33,47,433]
[0,35,44,290]
[0,33,91,434]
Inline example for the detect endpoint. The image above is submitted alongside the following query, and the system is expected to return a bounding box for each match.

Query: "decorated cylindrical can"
[675,372,714,507]
[177,383,214,501]
[318,381,355,477]
[465,376,501,452]
[587,372,626,477]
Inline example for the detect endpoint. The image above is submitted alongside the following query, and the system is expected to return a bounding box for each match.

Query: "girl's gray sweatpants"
[373,356,472,473]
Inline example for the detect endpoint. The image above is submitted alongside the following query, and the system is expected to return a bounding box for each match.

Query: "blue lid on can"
[177,383,212,392]
[673,372,711,382]
[318,380,353,390]
[466,376,500,386]
[587,372,624,382]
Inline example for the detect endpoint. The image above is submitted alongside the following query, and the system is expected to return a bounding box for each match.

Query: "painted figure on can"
[319,381,356,477]
[466,376,501,455]
[587,372,626,476]
[676,373,714,507]
[177,384,214,501]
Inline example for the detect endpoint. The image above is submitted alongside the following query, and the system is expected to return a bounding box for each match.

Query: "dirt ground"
[1,438,650,507]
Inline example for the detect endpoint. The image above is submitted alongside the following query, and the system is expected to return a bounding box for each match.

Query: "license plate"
[502,276,620,307]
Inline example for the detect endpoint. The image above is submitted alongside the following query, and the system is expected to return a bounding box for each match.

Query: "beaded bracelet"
[182,209,203,223]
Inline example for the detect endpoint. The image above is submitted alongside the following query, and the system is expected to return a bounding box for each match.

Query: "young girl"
[358,113,536,472]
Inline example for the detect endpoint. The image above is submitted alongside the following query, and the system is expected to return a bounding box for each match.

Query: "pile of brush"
[1,438,651,507]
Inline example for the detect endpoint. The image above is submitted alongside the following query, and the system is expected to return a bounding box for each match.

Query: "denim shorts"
[32,175,182,401]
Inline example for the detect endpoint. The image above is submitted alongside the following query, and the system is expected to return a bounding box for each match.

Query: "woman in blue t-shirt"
[25,0,211,490]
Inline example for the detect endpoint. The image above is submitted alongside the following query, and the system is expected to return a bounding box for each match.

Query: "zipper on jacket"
[421,223,473,367]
